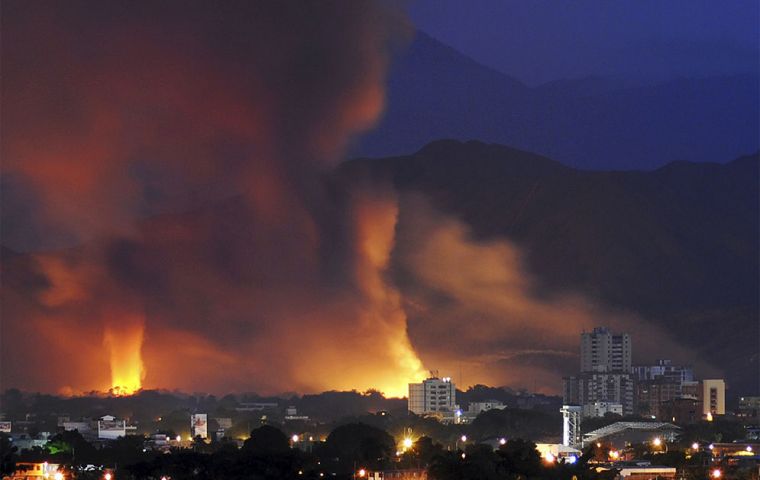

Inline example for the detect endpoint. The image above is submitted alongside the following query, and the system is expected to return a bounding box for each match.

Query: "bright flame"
[103,321,145,395]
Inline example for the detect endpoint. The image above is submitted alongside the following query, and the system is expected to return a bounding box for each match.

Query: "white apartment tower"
[408,376,456,415]
[581,327,631,373]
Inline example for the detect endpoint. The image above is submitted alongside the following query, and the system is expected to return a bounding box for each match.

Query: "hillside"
[339,140,759,393]
[355,31,759,171]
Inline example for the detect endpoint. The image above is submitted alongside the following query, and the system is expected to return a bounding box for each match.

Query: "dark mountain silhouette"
[340,140,759,394]
[355,31,759,171]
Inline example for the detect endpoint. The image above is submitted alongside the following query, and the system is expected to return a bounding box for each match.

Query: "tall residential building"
[700,379,726,416]
[581,327,631,373]
[408,376,456,415]
[565,327,635,417]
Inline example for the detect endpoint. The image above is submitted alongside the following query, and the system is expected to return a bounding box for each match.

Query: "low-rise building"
[583,401,623,418]
[635,378,681,419]
[660,397,701,424]
[367,468,427,479]
[97,415,126,440]
[468,400,506,415]
[738,397,760,419]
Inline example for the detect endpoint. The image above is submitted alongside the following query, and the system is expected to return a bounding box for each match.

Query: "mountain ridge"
[340,140,759,394]
[355,31,760,171]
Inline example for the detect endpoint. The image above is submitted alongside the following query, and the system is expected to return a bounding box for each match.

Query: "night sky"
[0,0,756,397]
[408,0,759,85]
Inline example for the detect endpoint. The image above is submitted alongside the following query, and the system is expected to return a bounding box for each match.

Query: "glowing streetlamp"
[652,437,662,447]
[747,446,753,453]
[543,452,556,464]
[104,474,112,480]
[691,442,699,450]
[402,437,413,450]
[499,438,506,446]
[461,435,467,442]
[357,468,366,478]
[711,468,722,478]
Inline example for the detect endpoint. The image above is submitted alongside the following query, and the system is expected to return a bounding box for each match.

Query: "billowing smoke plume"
[1,0,425,396]
[1,1,717,397]
[392,196,719,392]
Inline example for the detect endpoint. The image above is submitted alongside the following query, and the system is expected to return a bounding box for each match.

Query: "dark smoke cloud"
[1,1,717,397]
[1,0,426,396]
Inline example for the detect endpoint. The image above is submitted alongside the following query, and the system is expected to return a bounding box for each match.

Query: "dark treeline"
[1,424,616,480]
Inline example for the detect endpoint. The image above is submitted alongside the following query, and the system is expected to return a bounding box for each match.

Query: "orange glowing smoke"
[103,321,145,395]
[352,189,426,396]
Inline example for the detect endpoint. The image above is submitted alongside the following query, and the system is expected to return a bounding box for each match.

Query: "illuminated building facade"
[408,376,456,415]
[700,379,726,416]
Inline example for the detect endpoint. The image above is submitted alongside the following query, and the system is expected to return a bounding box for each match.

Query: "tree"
[0,434,17,475]
[322,423,395,474]
[242,425,290,456]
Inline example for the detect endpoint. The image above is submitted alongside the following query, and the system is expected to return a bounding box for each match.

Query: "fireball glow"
[103,322,145,395]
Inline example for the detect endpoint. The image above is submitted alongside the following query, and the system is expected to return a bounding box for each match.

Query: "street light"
[402,437,413,449]
[711,468,722,478]
[499,438,506,446]
[357,468,366,478]
[691,442,699,450]
[652,438,662,447]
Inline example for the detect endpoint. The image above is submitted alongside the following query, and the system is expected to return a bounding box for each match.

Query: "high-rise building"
[408,376,456,415]
[580,327,631,373]
[563,327,634,416]
[700,379,725,416]
[566,327,634,417]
